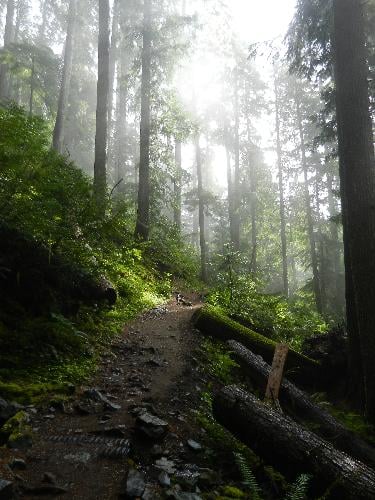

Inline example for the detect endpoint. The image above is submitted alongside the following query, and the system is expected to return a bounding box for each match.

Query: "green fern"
[285,474,311,500]
[234,452,262,500]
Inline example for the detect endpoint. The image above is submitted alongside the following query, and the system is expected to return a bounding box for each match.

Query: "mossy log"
[0,223,117,312]
[213,385,375,499]
[193,305,319,386]
[228,340,375,469]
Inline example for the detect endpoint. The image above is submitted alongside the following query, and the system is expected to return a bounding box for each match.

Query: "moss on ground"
[0,259,171,404]
[0,410,33,449]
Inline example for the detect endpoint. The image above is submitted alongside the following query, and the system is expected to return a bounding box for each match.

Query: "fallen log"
[0,223,117,312]
[193,305,319,386]
[213,385,375,499]
[227,340,375,469]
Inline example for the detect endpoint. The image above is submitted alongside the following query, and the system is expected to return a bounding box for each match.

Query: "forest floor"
[0,292,231,499]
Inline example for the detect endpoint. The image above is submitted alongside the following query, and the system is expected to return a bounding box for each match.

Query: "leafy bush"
[0,105,185,401]
[148,218,200,285]
[208,271,327,351]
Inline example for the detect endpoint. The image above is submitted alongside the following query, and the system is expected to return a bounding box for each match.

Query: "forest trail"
[3,293,214,499]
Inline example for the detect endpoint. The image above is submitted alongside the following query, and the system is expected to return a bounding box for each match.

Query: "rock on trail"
[0,292,214,499]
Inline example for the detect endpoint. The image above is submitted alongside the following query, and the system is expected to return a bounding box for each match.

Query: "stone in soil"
[158,471,171,487]
[154,458,176,474]
[92,425,126,438]
[0,479,14,500]
[142,484,161,500]
[84,388,121,411]
[42,472,57,484]
[0,399,22,426]
[74,402,97,415]
[24,485,68,495]
[151,444,164,457]
[147,357,163,367]
[135,412,168,440]
[9,459,26,470]
[64,451,91,464]
[187,440,202,451]
[125,469,146,498]
[174,470,200,490]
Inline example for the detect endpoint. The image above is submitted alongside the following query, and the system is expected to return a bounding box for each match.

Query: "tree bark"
[213,385,375,499]
[94,0,111,212]
[38,0,49,43]
[0,0,16,100]
[114,26,129,184]
[225,125,236,247]
[232,70,240,251]
[107,0,120,142]
[173,140,182,230]
[333,0,375,419]
[52,0,77,154]
[274,74,289,297]
[314,168,327,314]
[195,133,207,282]
[135,0,152,240]
[227,340,375,469]
[246,116,257,275]
[295,90,322,314]
[327,172,343,316]
[29,55,35,116]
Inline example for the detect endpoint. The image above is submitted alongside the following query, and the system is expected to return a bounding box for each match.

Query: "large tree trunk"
[13,0,22,43]
[0,0,16,100]
[246,116,257,275]
[225,125,236,247]
[9,0,23,103]
[29,55,35,116]
[314,168,327,314]
[295,90,322,314]
[333,0,375,419]
[227,340,375,469]
[274,74,289,297]
[93,0,110,212]
[107,0,120,143]
[195,133,207,282]
[231,70,240,251]
[135,0,152,240]
[114,14,130,186]
[213,385,375,499]
[327,172,343,316]
[38,0,49,43]
[173,140,182,230]
[52,0,77,154]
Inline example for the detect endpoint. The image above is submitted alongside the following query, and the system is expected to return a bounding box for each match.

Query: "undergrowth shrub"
[148,219,200,286]
[209,271,328,351]
[0,104,193,401]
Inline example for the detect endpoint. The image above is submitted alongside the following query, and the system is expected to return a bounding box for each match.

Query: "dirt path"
[4,293,215,499]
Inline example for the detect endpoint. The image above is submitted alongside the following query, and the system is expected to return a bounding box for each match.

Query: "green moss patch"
[0,411,33,449]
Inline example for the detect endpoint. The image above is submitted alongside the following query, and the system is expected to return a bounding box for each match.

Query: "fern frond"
[234,452,262,500]
[285,473,311,500]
